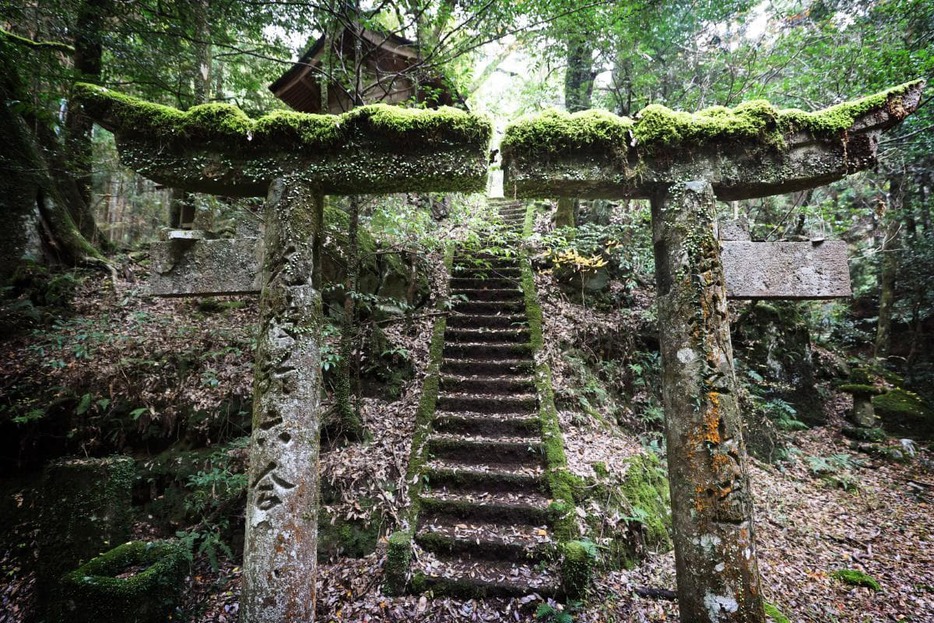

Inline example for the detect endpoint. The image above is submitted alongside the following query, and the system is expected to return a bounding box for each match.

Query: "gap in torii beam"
[76,80,923,623]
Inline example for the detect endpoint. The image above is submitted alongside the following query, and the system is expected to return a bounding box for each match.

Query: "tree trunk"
[242,178,324,622]
[875,174,903,359]
[564,33,594,113]
[0,36,105,277]
[336,196,365,441]
[65,0,111,245]
[651,180,765,623]
[556,196,576,228]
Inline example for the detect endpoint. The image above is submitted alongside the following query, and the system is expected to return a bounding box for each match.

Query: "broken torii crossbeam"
[76,83,494,623]
[501,80,924,622]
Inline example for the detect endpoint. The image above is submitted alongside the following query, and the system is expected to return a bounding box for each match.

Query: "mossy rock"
[317,513,380,559]
[619,453,673,553]
[560,540,598,599]
[837,383,883,396]
[384,531,412,596]
[842,426,887,443]
[830,568,881,591]
[59,540,189,623]
[37,456,135,604]
[874,388,934,438]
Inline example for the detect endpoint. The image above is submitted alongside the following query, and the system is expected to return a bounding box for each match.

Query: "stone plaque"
[149,236,262,297]
[722,240,851,299]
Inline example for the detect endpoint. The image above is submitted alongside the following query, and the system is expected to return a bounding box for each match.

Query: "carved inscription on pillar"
[242,179,323,623]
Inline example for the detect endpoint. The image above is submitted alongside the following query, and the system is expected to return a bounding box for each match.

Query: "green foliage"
[831,568,882,591]
[806,453,864,491]
[175,439,248,570]
[536,601,577,623]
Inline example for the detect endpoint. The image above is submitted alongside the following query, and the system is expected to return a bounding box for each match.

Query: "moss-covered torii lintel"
[501,80,925,200]
[73,83,493,197]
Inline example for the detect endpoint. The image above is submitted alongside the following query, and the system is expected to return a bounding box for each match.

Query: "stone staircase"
[410,199,559,597]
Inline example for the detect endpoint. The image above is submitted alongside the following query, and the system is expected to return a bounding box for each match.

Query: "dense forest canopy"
[1,1,933,622]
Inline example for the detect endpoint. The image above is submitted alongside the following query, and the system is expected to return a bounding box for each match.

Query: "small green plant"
[806,453,863,491]
[535,600,581,623]
[831,568,881,591]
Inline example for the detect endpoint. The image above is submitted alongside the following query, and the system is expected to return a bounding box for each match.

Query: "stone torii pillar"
[76,84,493,622]
[501,80,924,623]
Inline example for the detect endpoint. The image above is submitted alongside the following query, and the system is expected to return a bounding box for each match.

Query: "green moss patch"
[619,454,672,552]
[837,383,884,395]
[60,540,189,623]
[74,83,492,155]
[501,80,922,158]
[831,568,881,591]
[560,540,598,599]
[874,388,933,438]
[764,602,791,623]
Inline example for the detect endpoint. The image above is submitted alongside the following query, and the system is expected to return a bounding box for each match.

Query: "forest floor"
[1,259,932,622]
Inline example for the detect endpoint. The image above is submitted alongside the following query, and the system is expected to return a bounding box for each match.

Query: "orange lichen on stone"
[703,392,721,444]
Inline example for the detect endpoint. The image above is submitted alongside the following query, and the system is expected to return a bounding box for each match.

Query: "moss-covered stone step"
[450,287,524,302]
[427,437,543,465]
[440,374,535,394]
[444,327,530,344]
[441,357,531,377]
[419,490,553,525]
[424,460,545,493]
[451,269,523,281]
[446,313,527,330]
[433,411,541,437]
[449,276,520,290]
[443,341,532,360]
[452,299,525,315]
[410,555,558,599]
[435,393,537,414]
[416,516,553,561]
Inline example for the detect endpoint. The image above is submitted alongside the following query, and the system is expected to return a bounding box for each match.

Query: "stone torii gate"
[76,80,923,623]
[501,80,924,622]
[75,82,494,622]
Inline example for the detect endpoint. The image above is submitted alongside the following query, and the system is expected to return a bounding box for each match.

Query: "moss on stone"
[560,540,597,599]
[842,426,888,443]
[384,531,412,596]
[501,80,923,157]
[59,540,189,623]
[874,388,931,419]
[37,456,135,608]
[619,454,673,552]
[837,383,884,396]
[831,568,881,591]
[520,232,581,542]
[74,83,492,154]
[764,602,791,623]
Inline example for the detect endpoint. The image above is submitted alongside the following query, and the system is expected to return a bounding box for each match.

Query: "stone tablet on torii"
[76,79,923,623]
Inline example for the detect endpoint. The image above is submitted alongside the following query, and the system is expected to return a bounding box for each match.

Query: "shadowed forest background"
[1,1,933,621]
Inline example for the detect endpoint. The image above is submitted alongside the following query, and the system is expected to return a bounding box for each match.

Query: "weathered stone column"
[242,177,323,623]
[651,181,765,623]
